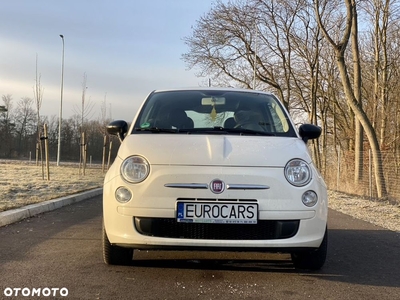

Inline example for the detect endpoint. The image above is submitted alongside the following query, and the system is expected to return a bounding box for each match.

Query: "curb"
[0,188,103,227]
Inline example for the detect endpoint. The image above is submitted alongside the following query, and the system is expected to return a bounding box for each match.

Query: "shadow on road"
[131,253,296,273]
[116,226,400,289]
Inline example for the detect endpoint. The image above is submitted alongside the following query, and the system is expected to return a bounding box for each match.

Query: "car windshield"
[132,90,297,137]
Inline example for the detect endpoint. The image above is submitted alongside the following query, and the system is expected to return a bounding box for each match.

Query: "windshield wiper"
[134,127,178,133]
[134,127,275,136]
[209,126,275,136]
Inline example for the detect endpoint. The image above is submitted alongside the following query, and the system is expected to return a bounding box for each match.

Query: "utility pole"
[57,34,65,166]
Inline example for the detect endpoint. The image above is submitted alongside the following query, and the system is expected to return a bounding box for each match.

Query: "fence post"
[369,149,372,200]
[36,142,39,166]
[336,146,341,191]
[107,141,113,170]
[102,135,107,173]
[83,138,87,176]
[43,124,50,181]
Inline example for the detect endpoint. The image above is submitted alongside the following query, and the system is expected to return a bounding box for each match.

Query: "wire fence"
[323,149,400,204]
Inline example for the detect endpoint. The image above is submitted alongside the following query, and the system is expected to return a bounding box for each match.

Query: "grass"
[0,159,104,212]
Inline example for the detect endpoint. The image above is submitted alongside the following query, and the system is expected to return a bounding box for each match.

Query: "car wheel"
[102,223,133,265]
[291,227,328,270]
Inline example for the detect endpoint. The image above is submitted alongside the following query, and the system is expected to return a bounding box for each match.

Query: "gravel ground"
[328,190,400,233]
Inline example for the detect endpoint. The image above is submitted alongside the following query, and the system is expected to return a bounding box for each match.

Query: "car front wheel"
[291,227,328,270]
[102,223,133,265]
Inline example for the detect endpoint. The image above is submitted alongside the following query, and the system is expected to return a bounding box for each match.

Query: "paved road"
[0,195,399,300]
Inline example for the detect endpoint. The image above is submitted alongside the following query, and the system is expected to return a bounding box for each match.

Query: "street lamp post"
[57,34,64,166]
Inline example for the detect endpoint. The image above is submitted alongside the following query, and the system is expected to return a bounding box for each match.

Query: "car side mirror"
[106,120,128,142]
[299,124,321,143]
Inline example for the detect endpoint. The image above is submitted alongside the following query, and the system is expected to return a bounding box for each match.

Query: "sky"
[0,0,216,122]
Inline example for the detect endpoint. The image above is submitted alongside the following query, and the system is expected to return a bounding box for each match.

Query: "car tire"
[102,223,133,265]
[291,227,328,270]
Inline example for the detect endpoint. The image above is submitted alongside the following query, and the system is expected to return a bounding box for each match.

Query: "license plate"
[176,202,258,224]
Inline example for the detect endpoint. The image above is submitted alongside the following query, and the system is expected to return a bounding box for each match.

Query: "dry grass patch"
[0,160,104,212]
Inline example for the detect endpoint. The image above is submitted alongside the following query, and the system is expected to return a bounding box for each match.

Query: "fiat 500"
[103,88,328,270]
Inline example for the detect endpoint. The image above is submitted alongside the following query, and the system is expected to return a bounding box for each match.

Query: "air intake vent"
[134,217,299,240]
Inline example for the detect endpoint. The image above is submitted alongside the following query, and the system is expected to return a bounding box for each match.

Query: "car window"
[132,90,296,137]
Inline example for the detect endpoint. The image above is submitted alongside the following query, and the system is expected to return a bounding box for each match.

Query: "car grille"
[134,217,299,240]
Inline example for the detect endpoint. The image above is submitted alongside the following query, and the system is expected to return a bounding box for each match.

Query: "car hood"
[117,134,312,167]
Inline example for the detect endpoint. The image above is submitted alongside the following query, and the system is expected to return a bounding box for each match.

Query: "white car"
[103,88,328,270]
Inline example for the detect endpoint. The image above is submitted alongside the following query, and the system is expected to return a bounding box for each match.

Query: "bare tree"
[33,54,44,174]
[33,55,44,132]
[360,0,400,147]
[73,72,95,131]
[14,97,36,156]
[99,92,111,133]
[0,95,15,157]
[314,0,388,198]
[73,72,95,174]
[183,0,292,106]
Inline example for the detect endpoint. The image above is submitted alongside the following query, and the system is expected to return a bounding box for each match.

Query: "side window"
[267,103,290,133]
[136,103,157,128]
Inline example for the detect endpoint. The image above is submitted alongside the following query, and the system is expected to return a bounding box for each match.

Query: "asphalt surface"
[0,194,399,300]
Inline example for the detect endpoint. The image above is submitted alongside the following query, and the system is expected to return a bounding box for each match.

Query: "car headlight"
[284,159,311,186]
[120,155,150,183]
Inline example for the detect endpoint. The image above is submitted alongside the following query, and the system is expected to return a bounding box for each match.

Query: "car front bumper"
[103,164,328,251]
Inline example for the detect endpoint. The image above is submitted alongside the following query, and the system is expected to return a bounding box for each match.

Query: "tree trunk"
[336,56,387,198]
[351,2,363,184]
